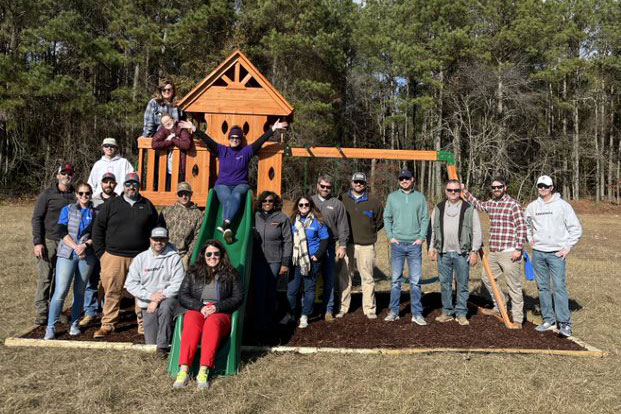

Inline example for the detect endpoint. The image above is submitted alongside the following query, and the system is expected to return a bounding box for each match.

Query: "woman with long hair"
[173,240,243,389]
[45,182,97,339]
[143,79,184,138]
[287,195,329,329]
[252,191,292,336]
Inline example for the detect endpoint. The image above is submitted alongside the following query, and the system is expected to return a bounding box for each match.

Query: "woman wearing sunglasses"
[143,79,184,138]
[287,196,329,329]
[173,240,243,389]
[252,191,292,337]
[45,182,98,339]
[178,119,288,244]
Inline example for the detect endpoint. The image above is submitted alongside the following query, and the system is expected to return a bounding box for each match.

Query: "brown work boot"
[79,315,95,327]
[93,325,115,339]
[479,307,503,321]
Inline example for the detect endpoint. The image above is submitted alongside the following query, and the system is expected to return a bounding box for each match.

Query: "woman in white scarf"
[287,196,330,328]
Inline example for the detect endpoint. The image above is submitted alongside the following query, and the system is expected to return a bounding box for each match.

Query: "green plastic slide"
[167,189,254,377]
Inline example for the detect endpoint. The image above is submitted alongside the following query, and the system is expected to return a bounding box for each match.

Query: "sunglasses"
[59,171,74,176]
[161,88,173,92]
[491,185,504,190]
[262,199,275,203]
[103,144,117,149]
[319,184,332,189]
[177,191,191,197]
[124,181,139,187]
[77,191,91,196]
[446,188,461,193]
[229,136,241,140]
[537,184,551,189]
[298,202,310,208]
[205,251,221,258]
[399,177,412,181]
[353,180,366,185]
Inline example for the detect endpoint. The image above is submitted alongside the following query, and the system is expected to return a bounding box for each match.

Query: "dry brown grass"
[1,205,620,414]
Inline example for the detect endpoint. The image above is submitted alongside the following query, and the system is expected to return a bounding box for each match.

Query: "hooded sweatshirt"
[525,193,582,252]
[87,154,135,196]
[124,244,185,308]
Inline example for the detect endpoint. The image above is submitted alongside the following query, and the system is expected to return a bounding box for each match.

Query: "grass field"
[1,204,620,414]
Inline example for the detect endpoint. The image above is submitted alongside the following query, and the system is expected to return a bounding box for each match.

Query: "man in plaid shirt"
[462,176,527,327]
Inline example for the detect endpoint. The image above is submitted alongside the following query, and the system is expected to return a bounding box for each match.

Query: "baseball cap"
[102,138,118,147]
[124,172,140,184]
[398,169,413,179]
[351,172,367,182]
[101,172,116,182]
[150,227,168,239]
[177,182,192,193]
[536,175,553,187]
[58,163,75,175]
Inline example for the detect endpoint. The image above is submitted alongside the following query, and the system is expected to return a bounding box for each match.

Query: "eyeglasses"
[491,185,504,190]
[262,199,275,203]
[103,144,117,149]
[319,184,332,189]
[59,171,73,177]
[162,88,173,92]
[124,182,139,187]
[298,202,310,208]
[77,191,91,196]
[537,184,551,189]
[177,191,191,197]
[353,180,366,185]
[205,251,221,258]
[446,188,461,194]
[399,177,412,181]
[229,136,241,140]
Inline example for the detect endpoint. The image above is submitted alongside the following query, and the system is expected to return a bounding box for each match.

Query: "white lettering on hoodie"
[525,193,582,252]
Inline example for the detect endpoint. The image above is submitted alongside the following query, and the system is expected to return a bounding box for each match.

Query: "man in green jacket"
[383,169,429,325]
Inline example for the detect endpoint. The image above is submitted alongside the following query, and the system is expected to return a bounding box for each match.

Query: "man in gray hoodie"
[525,175,582,337]
[124,227,185,353]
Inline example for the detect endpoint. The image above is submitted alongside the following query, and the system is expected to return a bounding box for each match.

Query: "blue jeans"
[47,253,96,328]
[532,250,571,325]
[214,184,250,222]
[437,252,470,317]
[253,260,281,331]
[389,242,423,316]
[83,260,101,317]
[320,241,336,314]
[287,261,320,316]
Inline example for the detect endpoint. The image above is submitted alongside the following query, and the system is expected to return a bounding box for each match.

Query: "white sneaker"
[69,322,81,336]
[411,314,428,326]
[384,312,400,322]
[298,315,309,328]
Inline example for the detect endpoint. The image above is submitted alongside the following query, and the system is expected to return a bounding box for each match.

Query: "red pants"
[178,310,232,368]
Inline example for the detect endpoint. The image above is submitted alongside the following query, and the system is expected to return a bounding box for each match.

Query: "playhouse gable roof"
[178,50,294,117]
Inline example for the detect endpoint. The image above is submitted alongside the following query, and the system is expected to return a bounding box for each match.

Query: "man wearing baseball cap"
[92,172,118,207]
[31,163,76,325]
[161,182,203,267]
[383,169,430,325]
[525,175,582,337]
[92,172,158,338]
[87,137,134,197]
[337,172,384,319]
[124,227,185,355]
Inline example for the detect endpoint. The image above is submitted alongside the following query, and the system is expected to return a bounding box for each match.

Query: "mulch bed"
[23,293,583,351]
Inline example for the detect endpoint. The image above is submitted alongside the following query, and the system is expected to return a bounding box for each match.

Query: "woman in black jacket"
[173,240,243,390]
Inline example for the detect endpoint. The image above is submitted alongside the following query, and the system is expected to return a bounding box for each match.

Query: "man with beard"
[92,172,158,338]
[31,163,76,325]
[462,176,527,328]
[92,172,118,207]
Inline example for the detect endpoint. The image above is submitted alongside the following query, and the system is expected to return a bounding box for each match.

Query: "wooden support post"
[446,164,517,329]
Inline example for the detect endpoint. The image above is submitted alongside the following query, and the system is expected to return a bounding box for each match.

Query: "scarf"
[292,213,314,276]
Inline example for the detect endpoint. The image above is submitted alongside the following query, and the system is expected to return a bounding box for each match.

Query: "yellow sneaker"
[173,370,189,389]
[196,370,210,390]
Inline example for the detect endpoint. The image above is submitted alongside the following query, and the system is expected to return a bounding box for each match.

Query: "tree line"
[1,0,620,203]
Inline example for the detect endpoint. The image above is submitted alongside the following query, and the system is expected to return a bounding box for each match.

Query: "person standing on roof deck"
[383,169,430,326]
[462,176,527,328]
[178,119,288,244]
[143,79,184,138]
[87,138,134,197]
[337,172,383,320]
[525,175,582,338]
[31,162,76,326]
[311,175,349,322]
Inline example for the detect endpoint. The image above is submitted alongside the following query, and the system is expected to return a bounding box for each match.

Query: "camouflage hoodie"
[161,201,203,257]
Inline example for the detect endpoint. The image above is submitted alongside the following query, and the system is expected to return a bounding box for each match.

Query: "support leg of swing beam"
[446,164,517,329]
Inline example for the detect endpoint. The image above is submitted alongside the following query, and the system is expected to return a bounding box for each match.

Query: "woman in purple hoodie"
[178,119,287,244]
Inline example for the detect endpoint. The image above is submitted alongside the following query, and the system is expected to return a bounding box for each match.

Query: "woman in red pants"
[173,239,243,389]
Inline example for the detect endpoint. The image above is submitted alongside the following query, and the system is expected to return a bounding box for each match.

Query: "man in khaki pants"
[462,176,527,328]
[337,172,384,319]
[92,172,158,338]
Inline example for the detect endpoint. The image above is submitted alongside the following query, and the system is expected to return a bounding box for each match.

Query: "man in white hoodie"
[88,138,134,196]
[525,175,582,337]
[125,227,185,354]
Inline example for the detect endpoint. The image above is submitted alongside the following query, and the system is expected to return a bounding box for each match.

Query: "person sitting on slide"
[178,119,288,244]
[173,240,243,390]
